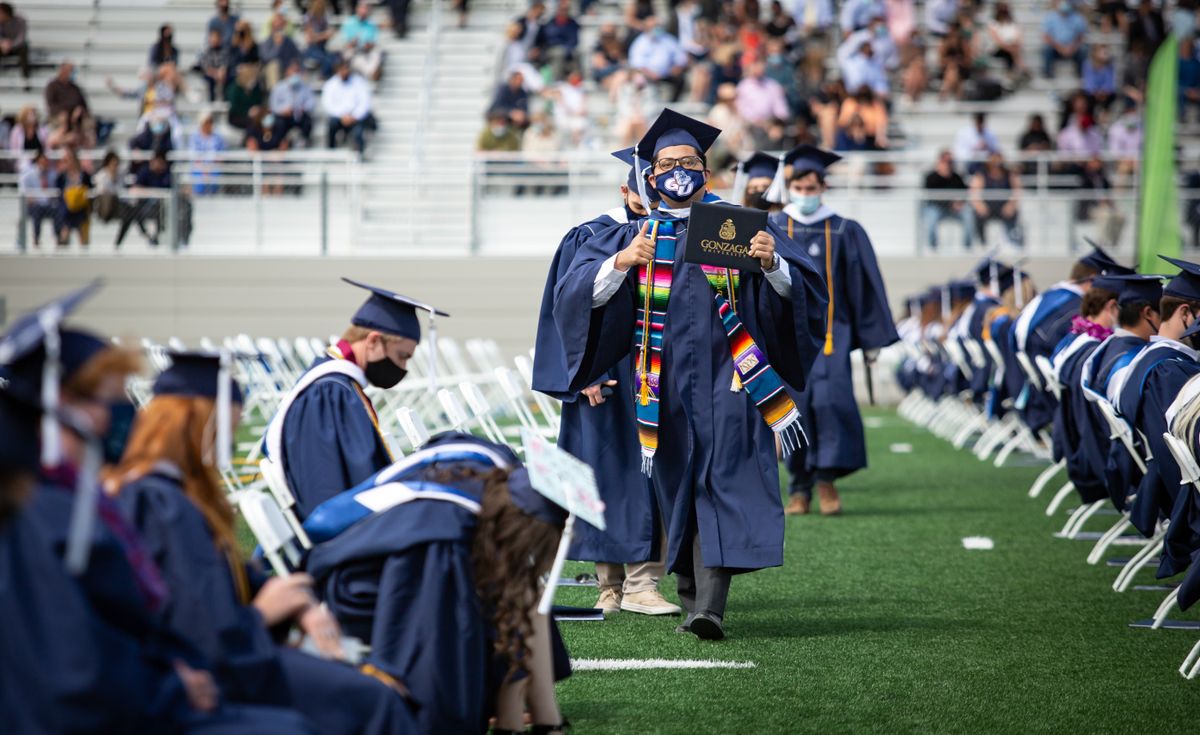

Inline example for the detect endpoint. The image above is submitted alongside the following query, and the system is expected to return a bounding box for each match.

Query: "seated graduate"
[553,108,828,640]
[532,148,678,616]
[1048,276,1119,505]
[985,268,1037,419]
[302,433,570,735]
[1012,243,1134,433]
[772,144,899,517]
[109,351,417,735]
[266,278,447,519]
[0,287,316,735]
[1165,368,1200,611]
[961,259,1009,408]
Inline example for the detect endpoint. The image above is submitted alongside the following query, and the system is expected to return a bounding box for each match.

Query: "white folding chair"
[395,406,432,450]
[437,389,471,432]
[459,381,512,448]
[513,355,562,433]
[1035,355,1061,401]
[235,489,306,576]
[258,457,312,549]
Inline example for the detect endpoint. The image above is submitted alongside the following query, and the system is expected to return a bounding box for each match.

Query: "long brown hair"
[468,468,562,676]
[107,395,241,566]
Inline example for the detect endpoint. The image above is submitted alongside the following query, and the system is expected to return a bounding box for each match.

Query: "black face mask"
[365,356,407,389]
[104,401,137,464]
[746,191,772,211]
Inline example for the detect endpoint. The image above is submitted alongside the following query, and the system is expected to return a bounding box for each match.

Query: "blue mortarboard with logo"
[1078,240,1135,276]
[611,147,659,202]
[1093,273,1165,305]
[783,144,843,178]
[1160,256,1200,300]
[343,277,449,342]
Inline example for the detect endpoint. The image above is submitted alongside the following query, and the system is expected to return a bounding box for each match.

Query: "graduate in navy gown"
[771,145,899,517]
[304,433,571,735]
[111,351,417,735]
[1012,244,1134,432]
[267,279,447,519]
[532,148,679,616]
[961,260,1008,406]
[553,109,828,639]
[0,289,317,735]
[731,151,786,212]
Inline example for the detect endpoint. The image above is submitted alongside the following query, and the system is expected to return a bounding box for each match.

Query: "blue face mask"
[791,192,821,215]
[103,402,137,465]
[655,166,705,203]
[150,121,167,135]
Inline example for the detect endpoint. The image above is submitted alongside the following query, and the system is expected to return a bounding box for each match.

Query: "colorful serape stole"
[633,217,806,474]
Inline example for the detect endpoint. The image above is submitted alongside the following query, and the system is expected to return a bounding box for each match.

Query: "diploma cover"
[682,201,766,273]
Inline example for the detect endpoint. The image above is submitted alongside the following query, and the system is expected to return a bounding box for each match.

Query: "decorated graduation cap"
[783,144,842,179]
[1160,255,1200,300]
[1078,239,1135,277]
[1093,273,1165,305]
[611,147,659,202]
[732,151,784,206]
[630,108,721,212]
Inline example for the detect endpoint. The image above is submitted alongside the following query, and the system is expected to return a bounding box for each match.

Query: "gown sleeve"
[282,378,392,520]
[759,220,829,392]
[532,226,586,401]
[843,219,901,352]
[553,224,640,394]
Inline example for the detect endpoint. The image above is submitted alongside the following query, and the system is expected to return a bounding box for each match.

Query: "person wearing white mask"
[771,145,898,516]
[268,59,315,146]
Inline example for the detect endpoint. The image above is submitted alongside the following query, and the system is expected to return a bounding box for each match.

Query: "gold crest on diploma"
[718,218,736,240]
[683,202,766,272]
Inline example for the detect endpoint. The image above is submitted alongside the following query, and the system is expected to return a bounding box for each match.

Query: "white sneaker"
[595,586,622,615]
[620,588,683,616]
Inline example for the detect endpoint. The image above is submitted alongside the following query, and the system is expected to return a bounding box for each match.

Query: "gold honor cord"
[788,217,836,355]
[639,220,660,407]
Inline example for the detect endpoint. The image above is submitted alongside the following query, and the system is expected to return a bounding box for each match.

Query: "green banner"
[1138,35,1180,274]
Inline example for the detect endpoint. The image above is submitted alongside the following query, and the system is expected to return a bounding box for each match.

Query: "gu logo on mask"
[662,167,697,198]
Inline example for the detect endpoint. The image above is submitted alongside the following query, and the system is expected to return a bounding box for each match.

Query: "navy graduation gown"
[279,355,393,519]
[1053,337,1109,501]
[532,207,657,563]
[553,211,827,573]
[966,295,1001,403]
[117,472,416,735]
[1081,335,1149,509]
[772,210,899,481]
[1015,286,1082,431]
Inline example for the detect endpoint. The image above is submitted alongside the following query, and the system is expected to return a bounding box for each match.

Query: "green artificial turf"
[550,408,1199,734]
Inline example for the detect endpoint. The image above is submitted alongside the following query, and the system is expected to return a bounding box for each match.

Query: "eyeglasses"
[652,156,705,173]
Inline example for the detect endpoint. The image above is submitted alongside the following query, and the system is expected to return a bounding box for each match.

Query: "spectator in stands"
[150,24,180,68]
[624,0,655,35]
[970,151,1023,247]
[736,59,789,134]
[9,105,43,161]
[1108,99,1141,183]
[840,0,885,37]
[90,150,123,224]
[341,2,384,82]
[936,25,971,101]
[901,39,928,102]
[547,70,589,147]
[117,151,171,247]
[1041,0,1088,79]
[707,82,750,157]
[258,0,295,39]
[229,20,261,71]
[675,0,708,58]
[515,1,547,57]
[302,0,336,79]
[188,111,225,196]
[385,0,413,39]
[501,21,528,75]
[590,23,627,94]
[260,14,301,88]
[612,70,658,145]
[837,85,888,148]
[1126,0,1166,55]
[195,29,232,101]
[536,0,581,79]
[54,147,92,247]
[924,0,958,37]
[1075,153,1124,245]
[207,0,240,49]
[762,37,797,108]
[18,150,53,248]
[628,15,689,101]
[490,69,530,128]
[46,106,94,152]
[322,56,373,156]
[790,0,834,42]
[269,60,315,146]
[129,109,175,173]
[1180,36,1200,123]
[809,79,847,149]
[953,113,999,172]
[921,150,976,250]
[764,0,794,38]
[1173,0,1198,40]
[1017,114,1053,177]
[523,110,561,152]
[1057,96,1104,155]
[0,3,30,86]
[476,107,522,152]
[225,62,266,130]
[987,3,1027,80]
[841,16,899,74]
[839,36,890,99]
[1082,45,1117,111]
[885,0,916,52]
[44,62,90,127]
[834,113,875,151]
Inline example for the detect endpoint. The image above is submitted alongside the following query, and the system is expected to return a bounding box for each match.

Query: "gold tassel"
[823,333,834,356]
[640,372,650,406]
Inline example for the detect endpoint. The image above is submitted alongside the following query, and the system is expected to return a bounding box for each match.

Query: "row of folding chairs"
[896,340,1200,680]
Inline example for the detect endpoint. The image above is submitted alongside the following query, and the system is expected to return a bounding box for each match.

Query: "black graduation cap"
[919,286,942,306]
[1160,256,1200,300]
[740,152,781,180]
[343,277,449,342]
[1093,273,1165,305]
[948,279,977,302]
[632,108,721,162]
[154,351,245,404]
[1078,240,1134,276]
[783,144,842,178]
[611,147,659,202]
[732,152,786,205]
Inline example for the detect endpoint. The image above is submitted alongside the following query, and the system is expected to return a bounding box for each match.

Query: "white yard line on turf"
[571,659,757,671]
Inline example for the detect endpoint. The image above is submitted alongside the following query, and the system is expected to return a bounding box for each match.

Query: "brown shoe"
[785,494,811,515]
[817,482,841,515]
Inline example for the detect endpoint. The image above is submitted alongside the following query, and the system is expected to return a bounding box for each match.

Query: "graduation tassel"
[39,307,63,468]
[764,159,786,205]
[216,349,233,473]
[822,220,835,356]
[65,437,102,575]
[639,371,650,406]
[1014,267,1025,309]
[427,312,438,392]
[731,372,743,393]
[731,161,748,206]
